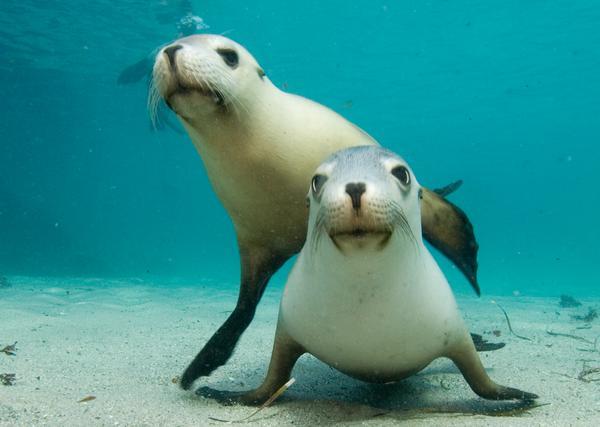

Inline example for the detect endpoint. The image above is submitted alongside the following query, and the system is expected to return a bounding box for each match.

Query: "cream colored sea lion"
[200,146,536,405]
[150,34,480,390]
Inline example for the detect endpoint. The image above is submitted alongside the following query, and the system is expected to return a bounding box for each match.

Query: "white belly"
[280,245,466,382]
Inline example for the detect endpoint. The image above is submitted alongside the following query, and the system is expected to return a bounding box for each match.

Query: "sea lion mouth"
[328,227,393,250]
[165,80,225,108]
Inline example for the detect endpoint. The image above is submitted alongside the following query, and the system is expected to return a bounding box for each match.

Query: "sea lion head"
[150,34,268,123]
[307,146,423,254]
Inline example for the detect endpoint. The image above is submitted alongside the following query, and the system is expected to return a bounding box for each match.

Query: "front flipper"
[196,387,245,405]
[198,321,305,406]
[420,187,480,296]
[448,334,537,401]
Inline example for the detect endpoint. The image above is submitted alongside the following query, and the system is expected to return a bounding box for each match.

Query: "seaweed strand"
[492,301,532,341]
[209,378,296,423]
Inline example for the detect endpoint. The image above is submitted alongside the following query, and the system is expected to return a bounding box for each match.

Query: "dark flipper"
[471,333,506,352]
[433,179,463,197]
[421,187,480,295]
[117,56,152,85]
[449,335,538,401]
[179,248,288,390]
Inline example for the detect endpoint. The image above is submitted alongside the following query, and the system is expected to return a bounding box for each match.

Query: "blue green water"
[1,1,598,296]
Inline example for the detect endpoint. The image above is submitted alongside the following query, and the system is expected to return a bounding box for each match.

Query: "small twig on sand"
[546,329,594,345]
[396,402,549,419]
[209,378,296,423]
[578,367,600,383]
[492,301,532,341]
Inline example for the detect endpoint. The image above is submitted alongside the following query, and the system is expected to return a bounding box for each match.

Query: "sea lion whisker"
[388,201,417,248]
[220,74,250,116]
[310,211,327,254]
[147,78,162,128]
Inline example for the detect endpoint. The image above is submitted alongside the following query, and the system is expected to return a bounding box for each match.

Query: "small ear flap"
[420,187,480,296]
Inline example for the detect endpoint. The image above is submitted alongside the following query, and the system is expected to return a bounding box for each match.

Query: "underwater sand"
[1,277,599,426]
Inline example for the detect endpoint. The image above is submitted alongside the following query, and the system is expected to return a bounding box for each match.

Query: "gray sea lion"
[150,34,481,390]
[201,146,536,405]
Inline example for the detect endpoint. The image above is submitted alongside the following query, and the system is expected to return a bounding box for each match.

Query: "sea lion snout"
[163,44,183,70]
[321,183,395,250]
[345,182,366,210]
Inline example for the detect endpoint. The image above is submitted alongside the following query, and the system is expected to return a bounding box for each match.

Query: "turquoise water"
[1,1,598,296]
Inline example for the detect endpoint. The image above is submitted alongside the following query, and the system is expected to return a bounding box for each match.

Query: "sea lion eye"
[257,68,266,79]
[217,49,239,68]
[311,174,327,195]
[391,166,411,186]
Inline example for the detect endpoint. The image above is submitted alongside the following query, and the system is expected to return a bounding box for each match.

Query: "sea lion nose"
[164,44,183,68]
[345,182,366,210]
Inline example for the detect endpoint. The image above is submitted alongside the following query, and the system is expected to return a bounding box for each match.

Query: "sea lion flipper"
[196,323,303,406]
[433,179,463,197]
[449,336,538,401]
[420,187,480,296]
[179,248,288,390]
[117,56,152,85]
[239,323,305,405]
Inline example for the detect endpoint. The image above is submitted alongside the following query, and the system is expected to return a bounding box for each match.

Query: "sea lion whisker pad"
[151,34,484,389]
[199,146,537,406]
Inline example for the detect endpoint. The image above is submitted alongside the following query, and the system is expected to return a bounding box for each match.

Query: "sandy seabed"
[1,277,599,426]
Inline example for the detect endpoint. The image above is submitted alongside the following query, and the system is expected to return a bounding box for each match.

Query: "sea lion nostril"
[345,182,366,210]
[164,44,183,68]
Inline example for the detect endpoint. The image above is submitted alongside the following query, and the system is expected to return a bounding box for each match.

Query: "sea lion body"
[279,147,467,383]
[282,239,462,382]
[219,147,536,405]
[151,34,481,389]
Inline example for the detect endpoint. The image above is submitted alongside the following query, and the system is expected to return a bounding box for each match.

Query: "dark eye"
[311,174,327,195]
[217,49,239,68]
[257,68,266,79]
[391,166,411,186]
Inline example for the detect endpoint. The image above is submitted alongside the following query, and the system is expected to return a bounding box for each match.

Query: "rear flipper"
[448,335,537,401]
[421,187,480,296]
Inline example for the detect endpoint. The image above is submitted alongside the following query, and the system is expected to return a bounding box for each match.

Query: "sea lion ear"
[420,187,480,296]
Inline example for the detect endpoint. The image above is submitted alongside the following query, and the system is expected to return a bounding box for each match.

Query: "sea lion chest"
[279,246,464,382]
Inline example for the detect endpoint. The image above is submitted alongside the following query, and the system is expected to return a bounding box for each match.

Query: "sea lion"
[150,34,480,390]
[200,146,536,405]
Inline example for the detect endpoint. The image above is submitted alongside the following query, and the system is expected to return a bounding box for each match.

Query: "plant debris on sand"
[571,307,598,322]
[1,342,17,356]
[559,294,582,308]
[0,373,16,386]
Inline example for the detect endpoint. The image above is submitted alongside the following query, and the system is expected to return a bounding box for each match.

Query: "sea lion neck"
[180,84,278,156]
